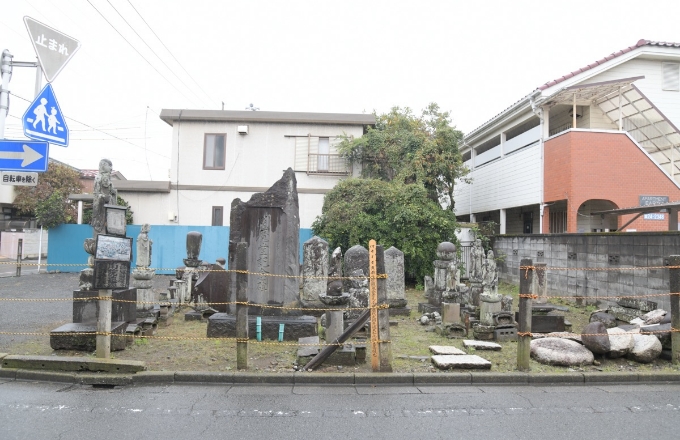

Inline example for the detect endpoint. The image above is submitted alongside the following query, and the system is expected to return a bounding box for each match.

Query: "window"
[204,134,226,169]
[212,206,223,226]
[317,137,330,171]
[662,63,679,91]
[293,135,351,175]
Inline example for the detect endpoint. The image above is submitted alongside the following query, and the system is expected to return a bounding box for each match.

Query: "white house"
[119,109,375,230]
[454,40,680,234]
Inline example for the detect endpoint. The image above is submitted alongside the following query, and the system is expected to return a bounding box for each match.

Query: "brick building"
[454,40,680,233]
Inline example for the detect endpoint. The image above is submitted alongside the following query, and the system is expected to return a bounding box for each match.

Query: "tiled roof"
[465,39,680,139]
[539,40,680,90]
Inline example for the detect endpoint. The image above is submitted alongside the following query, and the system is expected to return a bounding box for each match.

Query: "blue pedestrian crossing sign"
[22,84,69,147]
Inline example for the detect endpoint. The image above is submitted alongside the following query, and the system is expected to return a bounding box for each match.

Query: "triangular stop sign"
[24,16,81,83]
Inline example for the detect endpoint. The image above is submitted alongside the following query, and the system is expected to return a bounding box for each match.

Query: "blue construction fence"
[47,224,314,274]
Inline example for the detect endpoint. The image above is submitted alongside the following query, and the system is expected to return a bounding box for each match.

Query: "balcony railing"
[549,123,572,137]
[307,154,352,175]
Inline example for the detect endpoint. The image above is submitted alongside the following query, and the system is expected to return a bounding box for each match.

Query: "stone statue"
[136,223,152,268]
[91,158,115,237]
[470,239,484,282]
[481,249,498,292]
[78,158,117,290]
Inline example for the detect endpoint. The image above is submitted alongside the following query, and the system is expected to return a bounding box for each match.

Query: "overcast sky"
[2,0,680,180]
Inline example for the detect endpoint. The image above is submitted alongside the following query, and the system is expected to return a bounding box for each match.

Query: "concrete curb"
[2,368,680,386]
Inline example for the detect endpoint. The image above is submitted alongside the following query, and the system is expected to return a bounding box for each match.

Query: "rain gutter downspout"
[530,91,545,234]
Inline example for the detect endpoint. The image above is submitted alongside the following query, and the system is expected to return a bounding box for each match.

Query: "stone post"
[235,242,249,370]
[96,288,112,359]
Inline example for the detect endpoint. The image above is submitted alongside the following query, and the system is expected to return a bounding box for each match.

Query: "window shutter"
[294,137,308,171]
[662,63,680,91]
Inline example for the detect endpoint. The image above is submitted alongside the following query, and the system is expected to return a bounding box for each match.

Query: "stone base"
[296,336,320,362]
[388,306,411,316]
[73,289,137,324]
[494,327,517,342]
[325,345,356,366]
[133,287,155,312]
[463,340,502,351]
[207,314,318,341]
[435,323,467,338]
[184,311,204,321]
[50,322,128,351]
[418,303,441,314]
[514,313,566,333]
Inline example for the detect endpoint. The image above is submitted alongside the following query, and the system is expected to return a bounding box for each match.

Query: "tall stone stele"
[384,246,407,308]
[228,168,300,314]
[131,223,155,313]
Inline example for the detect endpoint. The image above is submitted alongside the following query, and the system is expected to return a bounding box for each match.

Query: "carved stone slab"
[462,340,502,351]
[431,354,491,370]
[429,345,466,355]
[93,260,130,289]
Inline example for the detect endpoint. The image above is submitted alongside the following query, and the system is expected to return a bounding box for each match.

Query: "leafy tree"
[13,163,83,228]
[82,195,134,225]
[337,103,470,211]
[312,179,458,282]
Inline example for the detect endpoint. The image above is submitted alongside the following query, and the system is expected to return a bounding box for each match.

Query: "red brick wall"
[544,131,680,232]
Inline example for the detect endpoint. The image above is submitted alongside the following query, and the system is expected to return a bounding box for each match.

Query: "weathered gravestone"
[344,245,370,306]
[193,263,229,313]
[301,236,328,308]
[228,168,300,314]
[385,246,407,309]
[131,224,155,315]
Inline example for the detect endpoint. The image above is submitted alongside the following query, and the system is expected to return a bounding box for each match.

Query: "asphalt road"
[0,380,678,440]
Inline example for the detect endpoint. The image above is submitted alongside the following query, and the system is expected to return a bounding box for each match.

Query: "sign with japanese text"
[1,171,39,186]
[24,16,81,83]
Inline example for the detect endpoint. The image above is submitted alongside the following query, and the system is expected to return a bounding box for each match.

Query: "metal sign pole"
[0,50,13,139]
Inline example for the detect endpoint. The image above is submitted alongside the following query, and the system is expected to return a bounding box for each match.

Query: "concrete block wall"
[494,232,680,310]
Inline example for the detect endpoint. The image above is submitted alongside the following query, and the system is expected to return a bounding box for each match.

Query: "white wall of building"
[584,57,680,126]
[454,143,542,216]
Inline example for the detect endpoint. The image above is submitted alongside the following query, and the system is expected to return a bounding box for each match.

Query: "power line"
[8,93,170,159]
[105,0,213,108]
[85,0,203,108]
[126,0,218,108]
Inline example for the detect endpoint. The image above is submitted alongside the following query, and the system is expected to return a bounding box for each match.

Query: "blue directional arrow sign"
[0,140,49,172]
[22,83,69,147]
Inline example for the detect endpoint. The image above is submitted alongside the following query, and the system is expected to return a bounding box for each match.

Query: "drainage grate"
[608,255,620,264]
[537,251,544,258]
[512,249,518,256]
[567,252,577,260]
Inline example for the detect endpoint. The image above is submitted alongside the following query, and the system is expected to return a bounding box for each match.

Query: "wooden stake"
[235,242,249,370]
[369,239,379,371]
[376,244,392,372]
[96,289,112,359]
[517,258,533,371]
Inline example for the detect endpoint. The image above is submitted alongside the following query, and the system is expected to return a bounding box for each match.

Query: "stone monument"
[301,236,328,308]
[427,241,469,307]
[468,238,485,305]
[384,246,410,315]
[228,168,300,314]
[131,224,155,315]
